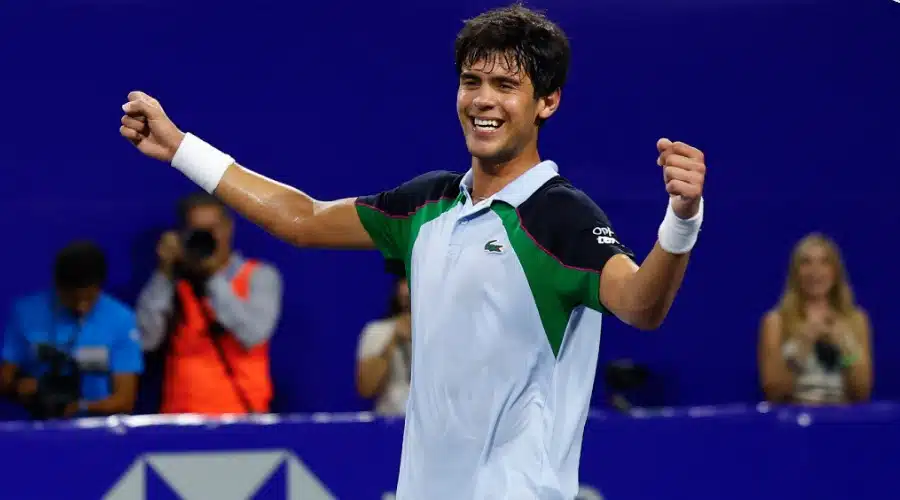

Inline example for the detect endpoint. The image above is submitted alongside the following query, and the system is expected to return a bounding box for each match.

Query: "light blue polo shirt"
[2,291,143,403]
[356,161,635,500]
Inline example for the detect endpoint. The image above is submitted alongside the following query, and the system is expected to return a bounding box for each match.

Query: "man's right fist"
[120,91,185,163]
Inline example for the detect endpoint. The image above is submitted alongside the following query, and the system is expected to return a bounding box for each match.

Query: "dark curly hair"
[454,3,571,100]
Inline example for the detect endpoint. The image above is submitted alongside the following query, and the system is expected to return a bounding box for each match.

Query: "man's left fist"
[656,138,706,219]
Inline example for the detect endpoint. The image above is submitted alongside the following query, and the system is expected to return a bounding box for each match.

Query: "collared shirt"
[356,161,635,500]
[135,253,282,351]
[2,292,142,403]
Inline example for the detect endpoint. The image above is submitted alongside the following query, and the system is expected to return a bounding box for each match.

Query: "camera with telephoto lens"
[182,229,217,262]
[172,229,217,294]
[814,337,842,372]
[30,344,82,420]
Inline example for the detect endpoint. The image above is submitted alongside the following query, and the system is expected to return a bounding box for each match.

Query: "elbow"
[762,383,790,403]
[116,399,136,415]
[356,376,376,399]
[281,200,327,248]
[847,382,873,403]
[760,374,793,403]
[631,317,665,331]
[620,308,668,331]
[355,365,381,399]
[234,325,272,350]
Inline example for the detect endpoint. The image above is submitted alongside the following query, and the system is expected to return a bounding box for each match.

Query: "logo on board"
[484,239,505,254]
[103,449,335,500]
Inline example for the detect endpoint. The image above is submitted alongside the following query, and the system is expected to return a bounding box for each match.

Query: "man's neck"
[470,148,542,201]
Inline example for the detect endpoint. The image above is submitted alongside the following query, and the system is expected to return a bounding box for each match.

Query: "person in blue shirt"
[0,241,143,419]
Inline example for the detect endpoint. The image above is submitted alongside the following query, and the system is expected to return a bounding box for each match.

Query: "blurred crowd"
[0,195,872,421]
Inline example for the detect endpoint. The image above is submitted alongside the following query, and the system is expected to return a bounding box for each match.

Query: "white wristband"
[658,197,704,254]
[171,133,234,194]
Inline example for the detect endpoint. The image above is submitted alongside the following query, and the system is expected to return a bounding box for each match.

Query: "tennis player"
[119,5,706,499]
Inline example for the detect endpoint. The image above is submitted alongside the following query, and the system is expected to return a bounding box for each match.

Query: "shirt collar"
[459,160,560,208]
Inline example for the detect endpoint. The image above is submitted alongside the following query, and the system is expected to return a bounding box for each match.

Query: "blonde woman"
[759,233,873,405]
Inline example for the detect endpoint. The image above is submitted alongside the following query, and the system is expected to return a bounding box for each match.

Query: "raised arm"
[598,139,706,330]
[119,91,373,249]
[213,166,373,248]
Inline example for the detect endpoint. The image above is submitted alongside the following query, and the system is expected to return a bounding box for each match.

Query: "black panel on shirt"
[357,170,462,276]
[516,176,636,275]
[356,170,463,217]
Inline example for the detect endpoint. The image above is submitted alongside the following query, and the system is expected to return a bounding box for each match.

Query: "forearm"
[761,363,798,403]
[618,243,690,330]
[84,375,138,415]
[357,356,391,399]
[844,359,872,402]
[214,165,317,245]
[135,272,175,351]
[209,164,371,249]
[85,392,134,415]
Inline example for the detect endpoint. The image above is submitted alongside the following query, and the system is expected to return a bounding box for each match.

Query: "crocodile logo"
[484,239,505,254]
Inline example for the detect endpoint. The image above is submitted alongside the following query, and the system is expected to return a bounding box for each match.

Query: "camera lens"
[814,338,841,371]
[183,229,217,261]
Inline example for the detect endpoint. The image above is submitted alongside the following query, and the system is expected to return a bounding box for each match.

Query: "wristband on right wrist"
[171,133,235,194]
[657,197,704,254]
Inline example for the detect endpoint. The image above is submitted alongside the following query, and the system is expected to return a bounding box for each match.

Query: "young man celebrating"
[119,5,706,499]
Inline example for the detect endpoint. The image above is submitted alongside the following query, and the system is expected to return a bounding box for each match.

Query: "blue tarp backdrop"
[1,0,898,414]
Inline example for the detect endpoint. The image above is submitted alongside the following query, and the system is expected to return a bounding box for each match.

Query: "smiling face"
[456,54,560,167]
[794,240,837,301]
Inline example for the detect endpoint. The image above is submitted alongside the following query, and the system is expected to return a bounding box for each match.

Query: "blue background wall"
[1,0,898,414]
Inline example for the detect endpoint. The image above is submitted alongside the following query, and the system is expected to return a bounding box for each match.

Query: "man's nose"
[472,90,498,109]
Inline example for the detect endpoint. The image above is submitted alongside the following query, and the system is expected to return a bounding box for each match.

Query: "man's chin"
[468,148,516,170]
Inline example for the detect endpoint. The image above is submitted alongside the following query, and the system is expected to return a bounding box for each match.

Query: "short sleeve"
[355,171,462,271]
[109,312,144,374]
[356,320,395,360]
[516,179,635,312]
[1,306,28,365]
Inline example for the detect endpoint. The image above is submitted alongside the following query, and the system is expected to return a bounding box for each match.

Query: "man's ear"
[537,88,561,121]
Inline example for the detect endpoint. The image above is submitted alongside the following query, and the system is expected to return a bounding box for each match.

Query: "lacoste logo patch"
[484,239,505,254]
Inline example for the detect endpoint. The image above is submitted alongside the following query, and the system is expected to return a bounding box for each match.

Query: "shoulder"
[247,260,282,282]
[96,294,136,325]
[849,307,871,333]
[515,177,633,270]
[760,310,784,337]
[361,318,394,338]
[10,292,52,318]
[761,309,781,328]
[357,318,395,355]
[519,177,620,236]
[356,171,464,216]
[519,176,605,217]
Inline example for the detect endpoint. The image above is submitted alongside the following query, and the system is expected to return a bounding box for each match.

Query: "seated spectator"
[0,241,142,419]
[136,193,282,415]
[356,276,411,416]
[759,233,872,405]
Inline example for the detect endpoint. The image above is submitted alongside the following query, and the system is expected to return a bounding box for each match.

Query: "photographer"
[356,275,411,416]
[0,241,142,419]
[136,193,282,415]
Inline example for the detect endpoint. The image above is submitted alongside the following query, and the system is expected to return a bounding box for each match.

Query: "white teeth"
[474,118,501,128]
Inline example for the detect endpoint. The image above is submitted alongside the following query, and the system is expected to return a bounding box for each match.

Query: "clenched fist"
[120,91,185,163]
[656,138,706,219]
